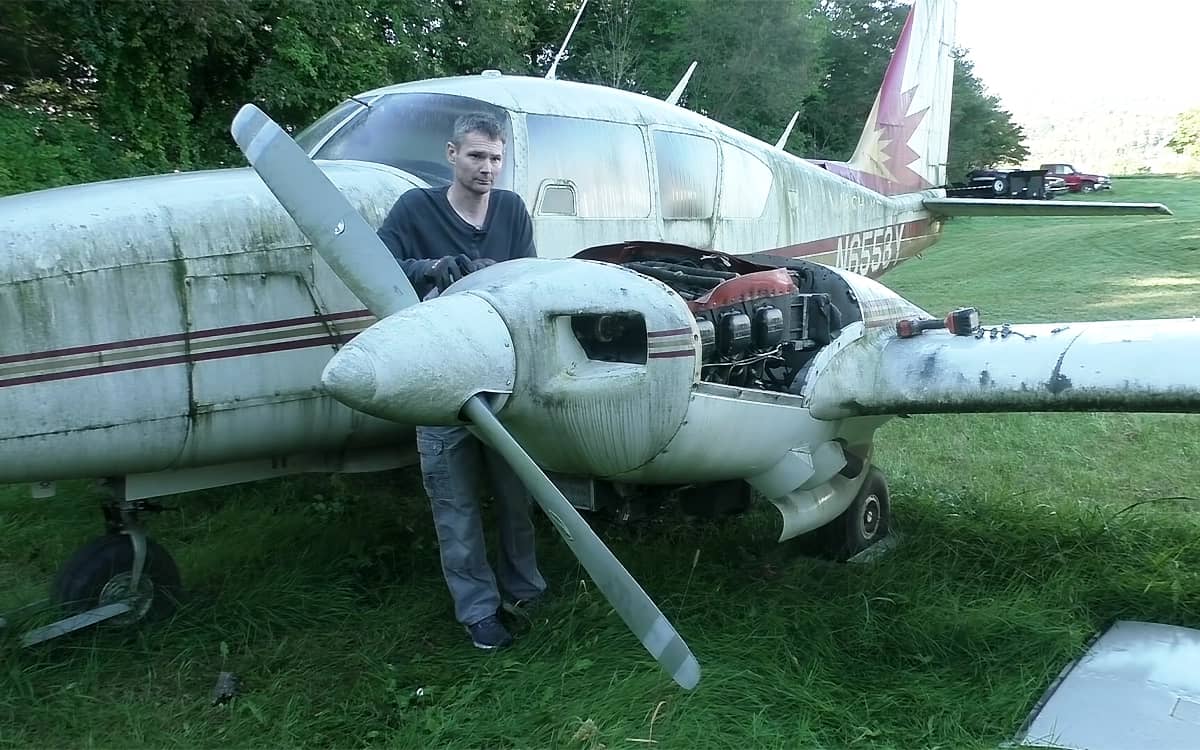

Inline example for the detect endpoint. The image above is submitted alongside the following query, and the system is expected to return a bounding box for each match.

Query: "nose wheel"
[15,490,183,647]
[50,533,181,627]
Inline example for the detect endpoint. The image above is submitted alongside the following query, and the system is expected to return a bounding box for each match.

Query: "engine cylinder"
[753,306,785,349]
[718,312,752,356]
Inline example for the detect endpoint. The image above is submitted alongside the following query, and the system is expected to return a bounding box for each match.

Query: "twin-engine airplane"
[2,0,1196,687]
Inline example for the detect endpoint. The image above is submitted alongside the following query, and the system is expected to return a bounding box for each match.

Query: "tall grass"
[2,177,1198,749]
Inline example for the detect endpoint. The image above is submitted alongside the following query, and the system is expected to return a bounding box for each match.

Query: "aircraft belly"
[607,384,838,484]
[172,395,359,467]
[0,416,190,483]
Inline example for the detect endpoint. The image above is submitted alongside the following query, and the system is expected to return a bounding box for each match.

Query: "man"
[377,113,547,650]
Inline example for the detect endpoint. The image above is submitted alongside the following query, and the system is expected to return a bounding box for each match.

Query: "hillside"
[998,92,1200,176]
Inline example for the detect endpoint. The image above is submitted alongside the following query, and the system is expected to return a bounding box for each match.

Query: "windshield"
[294,98,370,153]
[312,92,514,189]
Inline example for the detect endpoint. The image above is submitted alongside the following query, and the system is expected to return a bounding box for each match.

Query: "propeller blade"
[229,103,419,318]
[461,395,701,690]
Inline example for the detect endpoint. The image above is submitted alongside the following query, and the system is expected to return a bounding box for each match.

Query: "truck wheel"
[991,177,1009,196]
[1081,181,1095,192]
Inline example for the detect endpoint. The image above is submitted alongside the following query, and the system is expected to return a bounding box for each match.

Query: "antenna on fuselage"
[775,111,800,150]
[665,61,698,106]
[546,0,590,80]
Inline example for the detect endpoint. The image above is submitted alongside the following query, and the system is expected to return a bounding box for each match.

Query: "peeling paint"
[807,318,1200,420]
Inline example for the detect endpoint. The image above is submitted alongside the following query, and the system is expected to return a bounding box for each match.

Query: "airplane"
[2,0,1196,688]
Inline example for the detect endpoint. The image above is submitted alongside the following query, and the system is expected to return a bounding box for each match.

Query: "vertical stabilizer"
[815,0,956,195]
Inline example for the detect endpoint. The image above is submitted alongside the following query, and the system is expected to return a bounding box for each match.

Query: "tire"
[991,177,1009,196]
[50,534,182,626]
[1081,181,1095,193]
[803,467,892,562]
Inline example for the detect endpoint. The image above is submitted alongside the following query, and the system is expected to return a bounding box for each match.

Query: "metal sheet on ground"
[1015,620,1200,750]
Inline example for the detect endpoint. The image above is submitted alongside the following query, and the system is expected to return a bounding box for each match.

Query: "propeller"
[229,104,701,690]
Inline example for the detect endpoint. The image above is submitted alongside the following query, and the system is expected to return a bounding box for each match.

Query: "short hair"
[451,113,506,146]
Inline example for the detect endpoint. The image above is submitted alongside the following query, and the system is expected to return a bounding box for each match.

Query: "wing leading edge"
[805,318,1200,420]
[923,198,1172,217]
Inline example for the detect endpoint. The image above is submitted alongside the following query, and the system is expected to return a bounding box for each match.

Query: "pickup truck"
[946,168,1066,199]
[1040,163,1112,192]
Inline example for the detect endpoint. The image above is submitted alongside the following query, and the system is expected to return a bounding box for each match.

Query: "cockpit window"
[295,98,370,153]
[312,93,514,189]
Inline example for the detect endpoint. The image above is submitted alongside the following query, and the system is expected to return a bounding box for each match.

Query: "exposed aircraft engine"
[576,242,858,395]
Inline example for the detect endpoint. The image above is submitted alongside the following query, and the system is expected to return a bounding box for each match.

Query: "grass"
[2,176,1199,749]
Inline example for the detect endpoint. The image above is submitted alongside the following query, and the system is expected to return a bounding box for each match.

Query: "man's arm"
[377,196,441,296]
[509,194,537,259]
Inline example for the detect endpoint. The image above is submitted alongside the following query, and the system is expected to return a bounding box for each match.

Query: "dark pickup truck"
[945,168,1067,200]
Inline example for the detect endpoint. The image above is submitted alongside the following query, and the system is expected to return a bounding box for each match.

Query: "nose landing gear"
[14,485,182,647]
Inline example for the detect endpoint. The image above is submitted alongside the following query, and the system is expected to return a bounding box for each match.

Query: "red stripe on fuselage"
[0,309,372,366]
[768,218,933,259]
[0,333,358,388]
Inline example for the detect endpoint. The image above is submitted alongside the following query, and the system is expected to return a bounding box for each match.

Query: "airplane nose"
[320,292,517,425]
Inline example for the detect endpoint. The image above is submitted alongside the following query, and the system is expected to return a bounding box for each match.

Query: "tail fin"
[814,0,956,195]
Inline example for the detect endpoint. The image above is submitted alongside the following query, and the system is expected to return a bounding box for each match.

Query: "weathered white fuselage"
[0,74,941,499]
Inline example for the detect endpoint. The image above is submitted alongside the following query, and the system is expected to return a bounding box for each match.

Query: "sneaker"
[465,615,513,650]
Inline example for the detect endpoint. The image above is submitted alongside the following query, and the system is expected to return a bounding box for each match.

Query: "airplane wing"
[804,318,1200,420]
[923,198,1172,217]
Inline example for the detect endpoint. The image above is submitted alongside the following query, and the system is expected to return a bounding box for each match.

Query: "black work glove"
[425,255,465,292]
[455,254,497,275]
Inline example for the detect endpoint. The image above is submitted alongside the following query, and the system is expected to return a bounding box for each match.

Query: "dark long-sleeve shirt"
[377,186,536,298]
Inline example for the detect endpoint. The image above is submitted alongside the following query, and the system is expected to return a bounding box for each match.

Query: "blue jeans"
[416,425,547,626]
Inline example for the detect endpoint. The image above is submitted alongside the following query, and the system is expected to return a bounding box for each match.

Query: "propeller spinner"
[229,104,700,690]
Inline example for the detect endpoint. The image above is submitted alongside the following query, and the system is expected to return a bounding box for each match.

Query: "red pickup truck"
[1040,163,1112,192]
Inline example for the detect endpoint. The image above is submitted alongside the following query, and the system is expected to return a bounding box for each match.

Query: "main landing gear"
[799,466,893,562]
[18,481,182,647]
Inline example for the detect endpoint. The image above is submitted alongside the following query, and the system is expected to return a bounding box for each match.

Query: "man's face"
[447,131,504,195]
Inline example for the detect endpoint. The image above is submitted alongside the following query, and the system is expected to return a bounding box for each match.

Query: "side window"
[526,114,651,218]
[719,142,773,218]
[538,182,577,216]
[653,131,718,220]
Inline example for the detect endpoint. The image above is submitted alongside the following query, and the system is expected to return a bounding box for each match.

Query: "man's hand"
[456,254,496,275]
[425,255,465,292]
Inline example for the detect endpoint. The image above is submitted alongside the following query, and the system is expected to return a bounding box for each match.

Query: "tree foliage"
[1166,107,1200,160]
[945,50,1029,176]
[0,0,1029,195]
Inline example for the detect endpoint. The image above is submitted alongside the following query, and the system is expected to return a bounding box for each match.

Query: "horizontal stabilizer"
[806,318,1200,420]
[924,198,1172,217]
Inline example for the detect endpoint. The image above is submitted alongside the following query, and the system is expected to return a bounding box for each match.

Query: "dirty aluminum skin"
[805,318,1200,419]
[1016,620,1200,750]
[0,162,418,483]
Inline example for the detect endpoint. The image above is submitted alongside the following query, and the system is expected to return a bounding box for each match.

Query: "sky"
[953,1,1200,116]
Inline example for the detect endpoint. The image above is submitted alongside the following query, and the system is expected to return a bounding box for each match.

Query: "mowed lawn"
[2,176,1198,749]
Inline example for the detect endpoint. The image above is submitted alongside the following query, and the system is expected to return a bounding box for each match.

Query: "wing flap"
[806,318,1200,420]
[924,198,1172,217]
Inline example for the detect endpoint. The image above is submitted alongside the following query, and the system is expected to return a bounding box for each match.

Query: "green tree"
[1166,107,1200,159]
[800,0,910,159]
[561,0,825,148]
[945,50,1028,177]
[801,0,1027,180]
